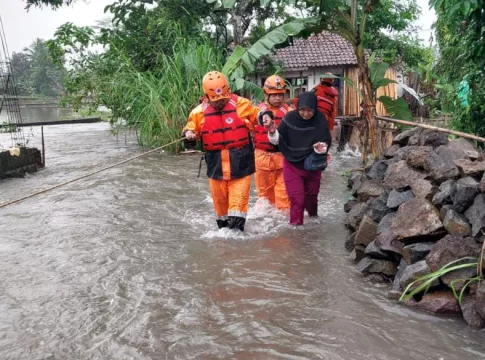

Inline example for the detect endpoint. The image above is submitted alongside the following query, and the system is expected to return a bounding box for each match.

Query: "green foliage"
[222,18,314,97]
[23,0,75,9]
[51,33,223,150]
[10,39,65,97]
[431,0,485,140]
[378,97,414,121]
[292,0,427,67]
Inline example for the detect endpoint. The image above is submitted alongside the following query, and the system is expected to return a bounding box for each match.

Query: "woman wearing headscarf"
[260,92,332,226]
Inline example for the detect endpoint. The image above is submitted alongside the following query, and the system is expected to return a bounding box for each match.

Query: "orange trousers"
[254,149,290,210]
[209,175,252,219]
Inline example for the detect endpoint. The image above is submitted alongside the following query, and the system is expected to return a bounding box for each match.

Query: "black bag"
[303,152,328,171]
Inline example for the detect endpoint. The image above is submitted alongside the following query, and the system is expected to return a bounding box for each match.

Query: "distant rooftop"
[275,31,357,70]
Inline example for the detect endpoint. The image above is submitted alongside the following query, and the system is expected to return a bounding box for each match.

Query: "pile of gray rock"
[344,127,485,328]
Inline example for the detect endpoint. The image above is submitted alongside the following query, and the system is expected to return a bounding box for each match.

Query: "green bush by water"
[101,38,224,152]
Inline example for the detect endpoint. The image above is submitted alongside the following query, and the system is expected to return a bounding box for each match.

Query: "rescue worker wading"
[254,75,291,210]
[183,71,272,232]
[312,73,339,131]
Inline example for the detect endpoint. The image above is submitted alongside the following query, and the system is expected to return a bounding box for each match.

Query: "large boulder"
[377,212,396,234]
[460,297,485,329]
[356,180,385,202]
[345,202,368,231]
[407,291,461,315]
[403,242,434,264]
[439,204,453,222]
[356,257,398,276]
[443,209,472,237]
[393,146,418,161]
[406,146,433,170]
[350,245,367,262]
[410,179,437,201]
[432,179,456,207]
[398,260,437,291]
[464,194,485,238]
[387,189,414,209]
[348,171,364,189]
[345,233,356,252]
[392,259,409,292]
[425,150,460,183]
[384,144,401,158]
[419,129,449,148]
[451,176,479,213]
[390,198,444,242]
[354,214,378,246]
[435,144,469,163]
[383,160,427,190]
[366,193,391,223]
[374,229,404,256]
[454,159,485,178]
[393,128,422,146]
[426,235,481,291]
[408,129,424,146]
[476,282,485,319]
[446,138,480,160]
[480,173,485,193]
[344,199,358,213]
[366,160,389,182]
[364,240,391,260]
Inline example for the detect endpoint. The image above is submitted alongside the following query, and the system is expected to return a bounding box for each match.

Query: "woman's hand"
[262,114,276,134]
[313,142,328,153]
[185,130,197,141]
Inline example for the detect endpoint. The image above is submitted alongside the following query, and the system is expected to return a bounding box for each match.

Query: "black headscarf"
[277,92,332,167]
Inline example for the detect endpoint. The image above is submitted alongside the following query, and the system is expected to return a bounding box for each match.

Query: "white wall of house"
[251,66,346,99]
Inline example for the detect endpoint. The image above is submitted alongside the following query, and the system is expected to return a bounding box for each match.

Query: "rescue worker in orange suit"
[253,75,292,210]
[183,71,273,232]
[311,73,339,131]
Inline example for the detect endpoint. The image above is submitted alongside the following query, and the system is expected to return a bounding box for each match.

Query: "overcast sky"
[1,0,436,55]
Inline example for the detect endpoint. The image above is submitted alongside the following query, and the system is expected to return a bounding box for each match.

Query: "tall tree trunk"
[230,1,246,46]
[355,44,379,163]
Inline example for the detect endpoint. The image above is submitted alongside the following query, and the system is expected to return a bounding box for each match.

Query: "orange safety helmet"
[202,71,231,101]
[320,72,335,85]
[263,75,286,94]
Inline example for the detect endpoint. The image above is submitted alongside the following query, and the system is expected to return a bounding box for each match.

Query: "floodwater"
[0,123,484,360]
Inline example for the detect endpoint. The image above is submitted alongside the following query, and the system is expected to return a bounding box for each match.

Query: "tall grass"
[103,37,224,151]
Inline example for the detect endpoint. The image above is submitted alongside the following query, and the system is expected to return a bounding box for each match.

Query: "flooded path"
[1,123,484,359]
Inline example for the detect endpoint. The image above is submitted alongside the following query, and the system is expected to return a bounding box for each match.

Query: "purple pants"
[283,159,322,225]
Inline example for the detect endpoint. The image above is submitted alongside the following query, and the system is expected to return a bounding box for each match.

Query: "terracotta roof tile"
[275,31,357,70]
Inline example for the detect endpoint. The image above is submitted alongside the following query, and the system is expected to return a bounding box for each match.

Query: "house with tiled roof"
[253,31,398,117]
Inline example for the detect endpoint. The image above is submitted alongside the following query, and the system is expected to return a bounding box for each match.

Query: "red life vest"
[254,103,289,151]
[201,95,250,151]
[317,96,334,120]
[315,84,339,99]
[317,85,338,131]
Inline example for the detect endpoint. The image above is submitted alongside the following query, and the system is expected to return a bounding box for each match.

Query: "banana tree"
[221,18,314,100]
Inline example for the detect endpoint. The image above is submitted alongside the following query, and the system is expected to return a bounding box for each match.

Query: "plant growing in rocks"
[344,127,485,328]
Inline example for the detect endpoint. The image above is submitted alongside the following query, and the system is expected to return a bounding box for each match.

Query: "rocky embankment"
[344,128,485,328]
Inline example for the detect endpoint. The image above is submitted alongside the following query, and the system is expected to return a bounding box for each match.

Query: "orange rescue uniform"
[253,102,291,210]
[183,94,260,224]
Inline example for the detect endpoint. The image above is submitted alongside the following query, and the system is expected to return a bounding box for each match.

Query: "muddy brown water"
[0,123,484,360]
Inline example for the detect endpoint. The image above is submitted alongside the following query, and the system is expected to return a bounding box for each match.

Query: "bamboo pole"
[375,116,485,144]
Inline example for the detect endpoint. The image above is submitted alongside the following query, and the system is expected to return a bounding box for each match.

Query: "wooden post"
[41,126,45,166]
[375,116,485,143]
